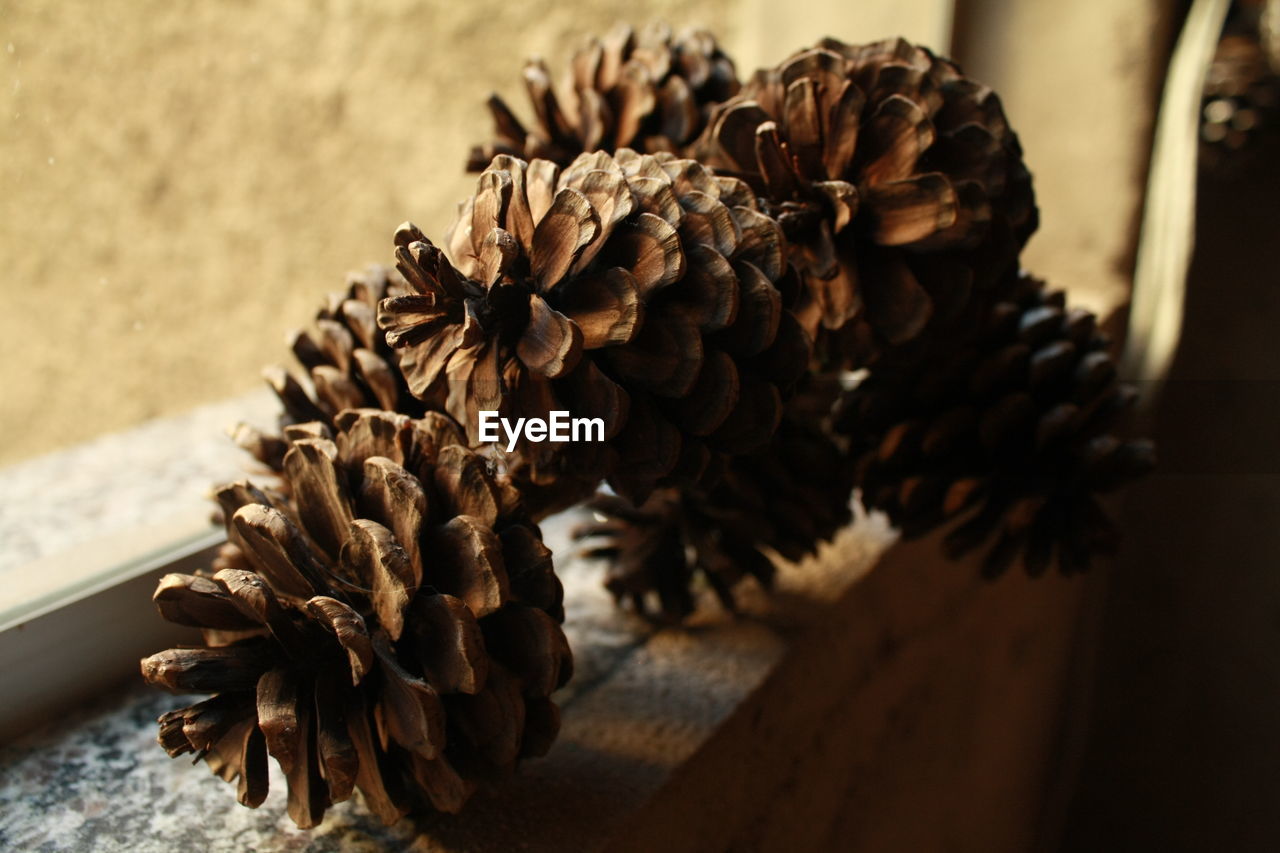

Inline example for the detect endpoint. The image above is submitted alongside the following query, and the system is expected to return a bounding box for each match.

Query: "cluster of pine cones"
[141,23,1152,828]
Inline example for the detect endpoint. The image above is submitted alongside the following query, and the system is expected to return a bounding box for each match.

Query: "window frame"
[0,530,220,742]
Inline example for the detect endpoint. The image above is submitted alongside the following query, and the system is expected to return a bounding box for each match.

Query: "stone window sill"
[0,499,1091,852]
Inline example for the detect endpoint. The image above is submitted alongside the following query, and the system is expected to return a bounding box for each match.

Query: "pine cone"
[232,265,433,476]
[467,22,740,171]
[142,408,571,827]
[834,275,1154,576]
[573,412,853,619]
[693,37,1037,362]
[378,150,811,509]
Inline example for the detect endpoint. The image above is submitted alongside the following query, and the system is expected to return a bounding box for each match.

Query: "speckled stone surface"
[0,390,280,577]
[0,533,654,852]
[0,509,893,852]
[0,504,731,851]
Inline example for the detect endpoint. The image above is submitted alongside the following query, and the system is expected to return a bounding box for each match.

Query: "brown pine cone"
[232,265,435,476]
[142,409,571,827]
[378,150,812,510]
[573,413,853,619]
[692,37,1036,363]
[833,275,1154,577]
[467,22,740,171]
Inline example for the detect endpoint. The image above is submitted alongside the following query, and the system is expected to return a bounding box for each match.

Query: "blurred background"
[3,0,1280,849]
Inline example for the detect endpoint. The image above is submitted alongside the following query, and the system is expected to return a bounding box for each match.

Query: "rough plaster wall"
[0,0,736,464]
[737,0,951,67]
[1,1,1163,461]
[952,0,1170,320]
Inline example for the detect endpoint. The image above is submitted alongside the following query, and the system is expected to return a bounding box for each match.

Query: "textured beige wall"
[739,0,951,67]
[0,0,960,466]
[0,0,739,464]
[952,0,1170,320]
[1,2,1162,466]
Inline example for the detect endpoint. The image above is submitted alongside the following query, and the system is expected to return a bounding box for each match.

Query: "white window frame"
[0,530,222,741]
